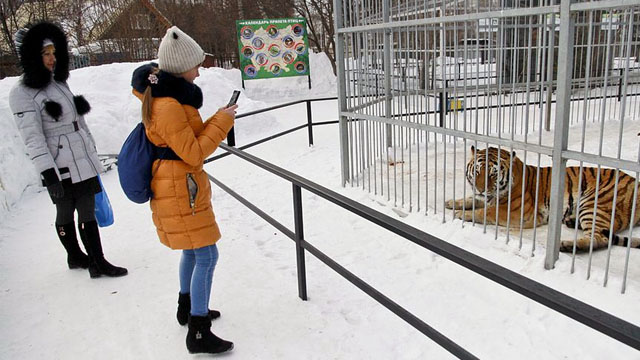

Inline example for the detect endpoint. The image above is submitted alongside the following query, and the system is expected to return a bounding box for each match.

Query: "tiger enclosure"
[334,0,640,293]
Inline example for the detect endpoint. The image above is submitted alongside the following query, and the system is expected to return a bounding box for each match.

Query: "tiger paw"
[559,240,575,252]
[445,199,455,209]
[454,209,466,221]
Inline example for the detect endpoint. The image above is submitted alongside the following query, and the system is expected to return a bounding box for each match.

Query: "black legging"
[55,192,95,225]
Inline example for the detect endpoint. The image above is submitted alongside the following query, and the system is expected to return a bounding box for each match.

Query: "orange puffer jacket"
[131,65,233,250]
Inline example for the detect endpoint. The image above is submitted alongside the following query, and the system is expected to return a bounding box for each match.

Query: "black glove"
[47,182,65,199]
[41,168,64,199]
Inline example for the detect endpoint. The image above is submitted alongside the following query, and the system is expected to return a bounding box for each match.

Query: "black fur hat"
[17,21,69,89]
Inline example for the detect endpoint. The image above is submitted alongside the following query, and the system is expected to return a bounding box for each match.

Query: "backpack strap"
[155,146,181,161]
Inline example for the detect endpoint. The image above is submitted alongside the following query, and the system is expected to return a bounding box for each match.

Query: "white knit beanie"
[157,26,205,74]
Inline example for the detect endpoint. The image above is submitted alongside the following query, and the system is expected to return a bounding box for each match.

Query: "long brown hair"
[141,67,159,127]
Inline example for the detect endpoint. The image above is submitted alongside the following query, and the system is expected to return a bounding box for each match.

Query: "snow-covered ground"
[1,52,639,359]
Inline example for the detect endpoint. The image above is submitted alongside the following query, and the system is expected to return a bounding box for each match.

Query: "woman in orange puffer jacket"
[131,26,237,355]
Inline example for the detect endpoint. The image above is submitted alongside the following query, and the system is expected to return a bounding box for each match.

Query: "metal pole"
[439,5,446,140]
[227,127,236,147]
[545,0,574,270]
[617,69,624,102]
[334,0,349,186]
[544,13,556,131]
[292,184,308,301]
[384,0,392,148]
[306,100,314,146]
[439,90,446,127]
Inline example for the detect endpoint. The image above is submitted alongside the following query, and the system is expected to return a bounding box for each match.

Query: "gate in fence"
[334,0,640,293]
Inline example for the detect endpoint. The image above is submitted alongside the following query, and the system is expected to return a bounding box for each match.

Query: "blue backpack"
[117,123,180,204]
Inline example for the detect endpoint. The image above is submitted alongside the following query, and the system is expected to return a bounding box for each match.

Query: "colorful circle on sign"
[242,46,254,58]
[252,37,265,49]
[282,51,295,64]
[294,43,306,55]
[294,61,306,74]
[244,64,257,77]
[270,63,282,76]
[241,26,254,39]
[283,35,294,48]
[268,44,281,57]
[292,24,304,37]
[255,53,268,66]
[266,25,279,38]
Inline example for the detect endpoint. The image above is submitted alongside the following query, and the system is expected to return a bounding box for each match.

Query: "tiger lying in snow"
[445,146,640,252]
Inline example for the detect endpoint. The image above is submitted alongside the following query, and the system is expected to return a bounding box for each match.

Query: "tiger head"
[465,146,520,200]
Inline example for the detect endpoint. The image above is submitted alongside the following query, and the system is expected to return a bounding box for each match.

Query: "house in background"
[0,0,63,77]
[83,0,229,69]
[0,0,173,78]
[0,0,240,78]
[76,0,171,66]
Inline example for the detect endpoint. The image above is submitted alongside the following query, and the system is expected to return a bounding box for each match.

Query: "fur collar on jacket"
[131,63,203,109]
[18,22,69,89]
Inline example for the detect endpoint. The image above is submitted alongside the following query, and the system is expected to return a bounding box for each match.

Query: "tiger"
[445,146,640,252]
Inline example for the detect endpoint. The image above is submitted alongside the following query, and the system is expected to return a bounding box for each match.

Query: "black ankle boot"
[78,220,128,278]
[186,315,233,354]
[56,222,89,269]
[177,292,220,326]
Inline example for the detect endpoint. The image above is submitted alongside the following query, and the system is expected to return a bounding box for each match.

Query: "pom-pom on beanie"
[157,26,205,74]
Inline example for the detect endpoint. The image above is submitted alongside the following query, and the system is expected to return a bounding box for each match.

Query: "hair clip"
[148,73,158,84]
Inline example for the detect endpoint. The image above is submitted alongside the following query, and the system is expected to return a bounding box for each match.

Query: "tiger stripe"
[444,146,640,252]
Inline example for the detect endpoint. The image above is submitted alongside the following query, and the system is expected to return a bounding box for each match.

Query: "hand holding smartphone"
[227,90,241,108]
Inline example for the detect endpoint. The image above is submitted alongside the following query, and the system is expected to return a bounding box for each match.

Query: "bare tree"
[58,0,100,48]
[0,0,21,57]
[1,0,63,77]
[293,0,335,74]
[156,0,295,68]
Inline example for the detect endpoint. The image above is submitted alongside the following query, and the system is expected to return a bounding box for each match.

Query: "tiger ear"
[470,145,476,154]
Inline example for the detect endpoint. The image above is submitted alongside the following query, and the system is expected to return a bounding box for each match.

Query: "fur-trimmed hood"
[131,63,203,109]
[18,21,69,89]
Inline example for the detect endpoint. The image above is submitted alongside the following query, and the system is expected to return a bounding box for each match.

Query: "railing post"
[545,0,574,270]
[292,184,308,300]
[227,127,236,147]
[439,88,447,127]
[617,69,624,102]
[306,100,314,146]
[334,0,350,186]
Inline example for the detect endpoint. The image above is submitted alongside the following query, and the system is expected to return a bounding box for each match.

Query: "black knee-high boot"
[56,222,89,269]
[78,220,128,278]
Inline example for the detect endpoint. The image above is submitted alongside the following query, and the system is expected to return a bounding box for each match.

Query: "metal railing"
[100,94,640,357]
[101,97,340,162]
[205,141,640,359]
[221,97,338,150]
[334,0,640,293]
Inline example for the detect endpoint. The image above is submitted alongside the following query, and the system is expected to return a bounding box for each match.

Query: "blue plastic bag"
[95,175,114,227]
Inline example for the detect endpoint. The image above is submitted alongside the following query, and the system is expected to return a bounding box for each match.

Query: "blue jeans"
[179,244,219,317]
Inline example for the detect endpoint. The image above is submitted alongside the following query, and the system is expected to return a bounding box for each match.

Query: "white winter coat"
[9,78,104,185]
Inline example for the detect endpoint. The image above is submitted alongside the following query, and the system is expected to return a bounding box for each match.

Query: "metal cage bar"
[336,0,640,293]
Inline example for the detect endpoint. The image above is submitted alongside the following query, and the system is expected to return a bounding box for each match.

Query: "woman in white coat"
[9,21,127,278]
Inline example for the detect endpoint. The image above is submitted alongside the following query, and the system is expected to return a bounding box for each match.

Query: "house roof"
[1,0,171,54]
[89,0,171,41]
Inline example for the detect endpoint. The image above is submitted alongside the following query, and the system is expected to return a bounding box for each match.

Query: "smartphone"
[227,90,241,107]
